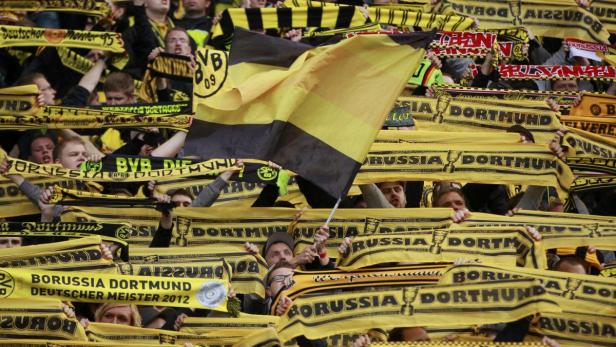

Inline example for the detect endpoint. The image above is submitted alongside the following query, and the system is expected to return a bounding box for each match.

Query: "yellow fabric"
[194,33,428,164]
[57,46,101,74]
[588,0,616,33]
[304,23,383,37]
[0,266,229,310]
[3,156,246,182]
[0,235,115,272]
[562,127,616,159]
[62,206,452,254]
[398,94,563,143]
[0,298,65,311]
[211,6,367,37]
[98,102,189,114]
[0,105,191,131]
[156,176,305,208]
[375,130,521,144]
[460,210,616,250]
[568,156,616,175]
[231,327,282,347]
[0,25,124,52]
[357,142,574,199]
[0,175,88,218]
[0,313,88,341]
[604,54,616,66]
[138,53,193,103]
[371,343,546,346]
[335,227,546,270]
[432,85,581,109]
[569,92,616,118]
[0,341,165,347]
[434,0,610,43]
[99,128,126,152]
[0,220,131,250]
[528,310,616,347]
[116,259,232,282]
[600,263,616,277]
[561,115,616,139]
[440,263,616,315]
[179,314,279,335]
[86,322,228,345]
[368,7,475,31]
[0,0,110,16]
[129,245,268,298]
[271,265,445,311]
[62,206,615,259]
[276,279,560,341]
[0,84,39,116]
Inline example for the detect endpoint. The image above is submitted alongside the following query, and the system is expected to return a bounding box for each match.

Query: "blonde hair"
[94,303,142,327]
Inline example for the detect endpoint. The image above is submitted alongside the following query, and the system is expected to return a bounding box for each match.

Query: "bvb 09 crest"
[0,269,15,298]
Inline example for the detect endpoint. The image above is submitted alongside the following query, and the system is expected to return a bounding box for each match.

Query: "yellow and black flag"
[212,6,367,38]
[187,29,434,198]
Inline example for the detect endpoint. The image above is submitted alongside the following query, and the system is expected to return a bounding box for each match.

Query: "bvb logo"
[194,49,229,98]
[400,287,419,316]
[115,224,133,240]
[590,104,602,116]
[80,160,102,172]
[512,43,525,61]
[257,166,278,181]
[0,269,15,298]
[197,282,227,309]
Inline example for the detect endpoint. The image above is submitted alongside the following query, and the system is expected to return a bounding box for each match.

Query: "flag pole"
[324,198,342,227]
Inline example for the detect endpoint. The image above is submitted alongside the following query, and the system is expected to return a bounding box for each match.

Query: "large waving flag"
[185,29,434,198]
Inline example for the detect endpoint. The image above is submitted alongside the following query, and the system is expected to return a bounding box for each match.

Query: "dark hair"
[103,72,134,95]
[431,182,465,207]
[388,328,405,342]
[169,188,195,201]
[376,181,406,191]
[19,131,56,160]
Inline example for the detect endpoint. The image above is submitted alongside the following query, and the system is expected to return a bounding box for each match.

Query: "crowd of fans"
[0,0,615,346]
